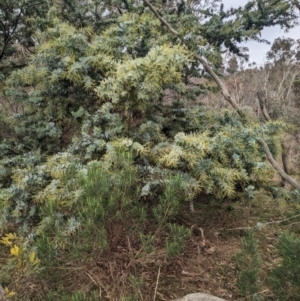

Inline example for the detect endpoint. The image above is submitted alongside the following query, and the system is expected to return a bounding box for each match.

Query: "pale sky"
[223,0,300,65]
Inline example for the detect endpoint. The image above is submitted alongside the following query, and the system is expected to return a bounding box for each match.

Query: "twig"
[85,271,98,286]
[284,221,300,228]
[85,271,103,297]
[225,226,252,231]
[153,265,161,301]
[273,213,300,224]
[225,213,300,231]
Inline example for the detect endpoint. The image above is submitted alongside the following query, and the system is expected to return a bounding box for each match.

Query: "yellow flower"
[0,233,17,246]
[4,287,16,298]
[10,245,20,257]
[29,251,40,265]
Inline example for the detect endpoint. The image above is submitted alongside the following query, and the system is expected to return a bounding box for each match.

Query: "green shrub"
[270,233,300,301]
[235,230,261,300]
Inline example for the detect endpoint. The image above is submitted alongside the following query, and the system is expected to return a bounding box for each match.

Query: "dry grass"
[6,188,300,301]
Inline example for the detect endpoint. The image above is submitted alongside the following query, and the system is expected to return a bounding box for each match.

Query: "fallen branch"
[225,213,300,231]
[257,138,300,189]
[153,265,161,301]
[143,0,300,189]
[257,90,290,177]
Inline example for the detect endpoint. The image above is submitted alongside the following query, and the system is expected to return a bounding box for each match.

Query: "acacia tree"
[1,0,300,299]
[0,0,299,217]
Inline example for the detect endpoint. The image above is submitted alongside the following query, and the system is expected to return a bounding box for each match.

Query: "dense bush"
[1,0,300,299]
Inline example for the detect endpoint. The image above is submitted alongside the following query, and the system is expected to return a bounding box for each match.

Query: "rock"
[172,293,228,301]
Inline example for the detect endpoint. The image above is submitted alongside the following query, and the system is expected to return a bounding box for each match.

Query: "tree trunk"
[257,90,290,182]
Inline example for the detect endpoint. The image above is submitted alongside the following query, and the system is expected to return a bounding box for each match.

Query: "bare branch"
[225,213,300,231]
[258,138,299,189]
[0,7,24,61]
[143,0,179,36]
[256,90,291,178]
[256,90,271,122]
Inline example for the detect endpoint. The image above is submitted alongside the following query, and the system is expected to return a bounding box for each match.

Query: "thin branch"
[277,64,292,101]
[143,0,179,36]
[0,7,24,61]
[257,75,291,178]
[143,0,300,189]
[194,53,242,112]
[19,41,36,54]
[284,221,300,227]
[0,20,7,31]
[276,213,300,224]
[225,213,300,231]
[286,70,300,105]
[235,290,269,301]
[153,265,161,301]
